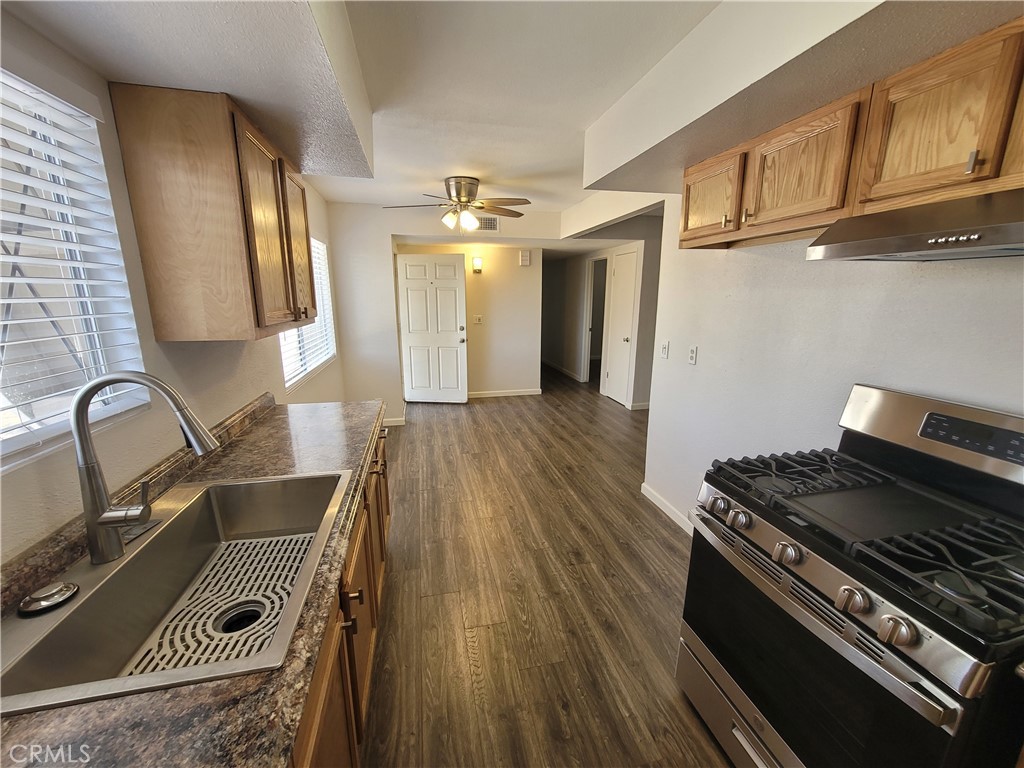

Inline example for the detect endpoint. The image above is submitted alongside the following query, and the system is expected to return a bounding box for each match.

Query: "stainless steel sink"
[1,472,351,715]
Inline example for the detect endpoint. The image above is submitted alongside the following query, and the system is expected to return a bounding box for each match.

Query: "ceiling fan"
[384,176,531,231]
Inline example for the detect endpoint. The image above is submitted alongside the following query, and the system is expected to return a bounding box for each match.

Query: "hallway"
[361,367,726,767]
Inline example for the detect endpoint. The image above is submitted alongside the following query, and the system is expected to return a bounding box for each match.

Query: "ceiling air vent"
[477,215,499,232]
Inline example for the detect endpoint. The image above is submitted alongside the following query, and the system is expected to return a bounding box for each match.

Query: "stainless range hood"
[807,189,1024,261]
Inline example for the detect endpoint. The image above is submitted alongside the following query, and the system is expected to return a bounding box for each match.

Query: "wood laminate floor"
[361,367,728,768]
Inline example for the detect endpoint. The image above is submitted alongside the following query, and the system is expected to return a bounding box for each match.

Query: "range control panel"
[921,412,1024,466]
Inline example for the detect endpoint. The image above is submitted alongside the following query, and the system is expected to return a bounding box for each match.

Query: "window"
[1,70,146,462]
[279,238,336,389]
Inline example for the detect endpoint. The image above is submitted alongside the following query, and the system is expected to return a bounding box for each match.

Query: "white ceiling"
[5,0,373,177]
[5,0,715,214]
[310,1,717,210]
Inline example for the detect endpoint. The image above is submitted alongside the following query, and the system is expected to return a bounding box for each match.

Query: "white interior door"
[602,248,637,405]
[397,254,468,403]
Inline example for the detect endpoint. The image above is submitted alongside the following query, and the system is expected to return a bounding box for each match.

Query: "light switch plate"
[688,345,698,365]
[660,341,670,359]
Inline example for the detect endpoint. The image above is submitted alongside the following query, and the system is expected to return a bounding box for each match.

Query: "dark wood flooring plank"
[464,623,547,768]
[360,569,421,768]
[361,366,727,768]
[419,592,485,768]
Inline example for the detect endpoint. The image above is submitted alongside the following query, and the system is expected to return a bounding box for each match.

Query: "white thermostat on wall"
[519,250,531,266]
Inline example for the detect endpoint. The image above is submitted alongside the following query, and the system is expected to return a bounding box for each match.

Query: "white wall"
[0,13,343,561]
[395,244,542,397]
[643,195,1024,526]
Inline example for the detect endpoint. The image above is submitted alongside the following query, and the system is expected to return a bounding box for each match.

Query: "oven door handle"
[691,511,963,731]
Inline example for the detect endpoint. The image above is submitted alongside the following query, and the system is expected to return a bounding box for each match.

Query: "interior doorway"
[585,258,607,387]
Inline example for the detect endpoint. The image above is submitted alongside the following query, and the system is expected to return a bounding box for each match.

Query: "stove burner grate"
[711,449,891,509]
[854,518,1024,638]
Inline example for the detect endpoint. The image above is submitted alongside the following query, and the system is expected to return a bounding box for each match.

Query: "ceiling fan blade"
[474,198,531,207]
[422,194,451,200]
[475,205,524,218]
[382,203,447,209]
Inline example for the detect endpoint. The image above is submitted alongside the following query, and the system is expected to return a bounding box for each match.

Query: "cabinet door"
[341,512,378,740]
[376,429,391,540]
[291,595,358,768]
[859,31,1024,201]
[234,111,296,327]
[364,473,386,608]
[281,162,318,322]
[680,152,745,241]
[744,102,858,226]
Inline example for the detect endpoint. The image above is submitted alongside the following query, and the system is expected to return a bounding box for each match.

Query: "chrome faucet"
[71,372,220,564]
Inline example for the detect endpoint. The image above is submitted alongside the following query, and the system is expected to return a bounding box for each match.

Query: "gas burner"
[932,570,989,605]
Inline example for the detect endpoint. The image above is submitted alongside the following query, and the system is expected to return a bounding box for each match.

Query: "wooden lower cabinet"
[341,510,378,737]
[293,433,392,765]
[291,594,358,768]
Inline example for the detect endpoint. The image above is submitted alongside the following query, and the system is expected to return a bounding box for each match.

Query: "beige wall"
[393,244,542,397]
[327,203,562,421]
[0,13,343,562]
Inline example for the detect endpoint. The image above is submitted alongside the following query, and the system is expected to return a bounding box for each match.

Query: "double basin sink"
[1,472,351,715]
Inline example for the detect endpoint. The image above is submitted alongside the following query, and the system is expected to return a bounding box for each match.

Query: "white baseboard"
[468,389,542,399]
[541,361,586,383]
[641,482,693,535]
[627,401,649,411]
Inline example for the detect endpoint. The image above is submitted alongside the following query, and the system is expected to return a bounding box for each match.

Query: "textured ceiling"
[5,0,372,177]
[308,1,718,209]
[589,1,1024,194]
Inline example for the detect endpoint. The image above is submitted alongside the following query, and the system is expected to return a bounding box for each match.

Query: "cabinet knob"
[965,149,979,175]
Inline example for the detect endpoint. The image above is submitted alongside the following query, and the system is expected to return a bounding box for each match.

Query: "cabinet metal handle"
[379,428,389,440]
[346,589,364,605]
[965,149,979,174]
[721,214,731,228]
[341,616,358,635]
[741,208,753,224]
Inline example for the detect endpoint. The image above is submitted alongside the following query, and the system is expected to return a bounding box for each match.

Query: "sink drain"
[212,600,267,634]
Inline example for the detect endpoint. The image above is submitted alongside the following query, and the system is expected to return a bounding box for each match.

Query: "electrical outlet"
[660,341,670,359]
[473,315,483,324]
[688,345,698,365]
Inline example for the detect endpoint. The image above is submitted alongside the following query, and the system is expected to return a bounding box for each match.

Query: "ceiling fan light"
[459,208,480,231]
[441,209,459,229]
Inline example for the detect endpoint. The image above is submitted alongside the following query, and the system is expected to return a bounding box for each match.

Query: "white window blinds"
[1,70,146,460]
[280,238,336,389]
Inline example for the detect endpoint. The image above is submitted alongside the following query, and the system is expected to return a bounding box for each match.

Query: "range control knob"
[725,509,752,530]
[878,615,918,647]
[707,496,731,516]
[834,586,871,615]
[771,542,802,566]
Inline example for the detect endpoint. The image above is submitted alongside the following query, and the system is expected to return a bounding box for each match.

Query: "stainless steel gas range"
[676,385,1024,768]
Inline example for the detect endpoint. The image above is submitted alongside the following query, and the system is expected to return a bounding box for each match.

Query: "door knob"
[622,337,630,342]
[459,325,465,331]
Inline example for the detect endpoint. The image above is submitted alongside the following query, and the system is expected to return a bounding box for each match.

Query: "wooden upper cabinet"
[744,100,858,226]
[680,152,745,241]
[281,163,317,322]
[110,83,314,341]
[234,111,295,327]
[858,25,1024,202]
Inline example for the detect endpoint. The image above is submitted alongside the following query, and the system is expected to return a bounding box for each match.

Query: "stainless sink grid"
[124,532,315,675]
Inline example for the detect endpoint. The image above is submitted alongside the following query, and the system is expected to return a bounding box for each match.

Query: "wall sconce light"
[472,257,483,274]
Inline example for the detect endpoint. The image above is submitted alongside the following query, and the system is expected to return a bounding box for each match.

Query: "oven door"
[681,511,964,768]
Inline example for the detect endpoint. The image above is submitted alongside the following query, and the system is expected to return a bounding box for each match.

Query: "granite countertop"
[1,399,385,767]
